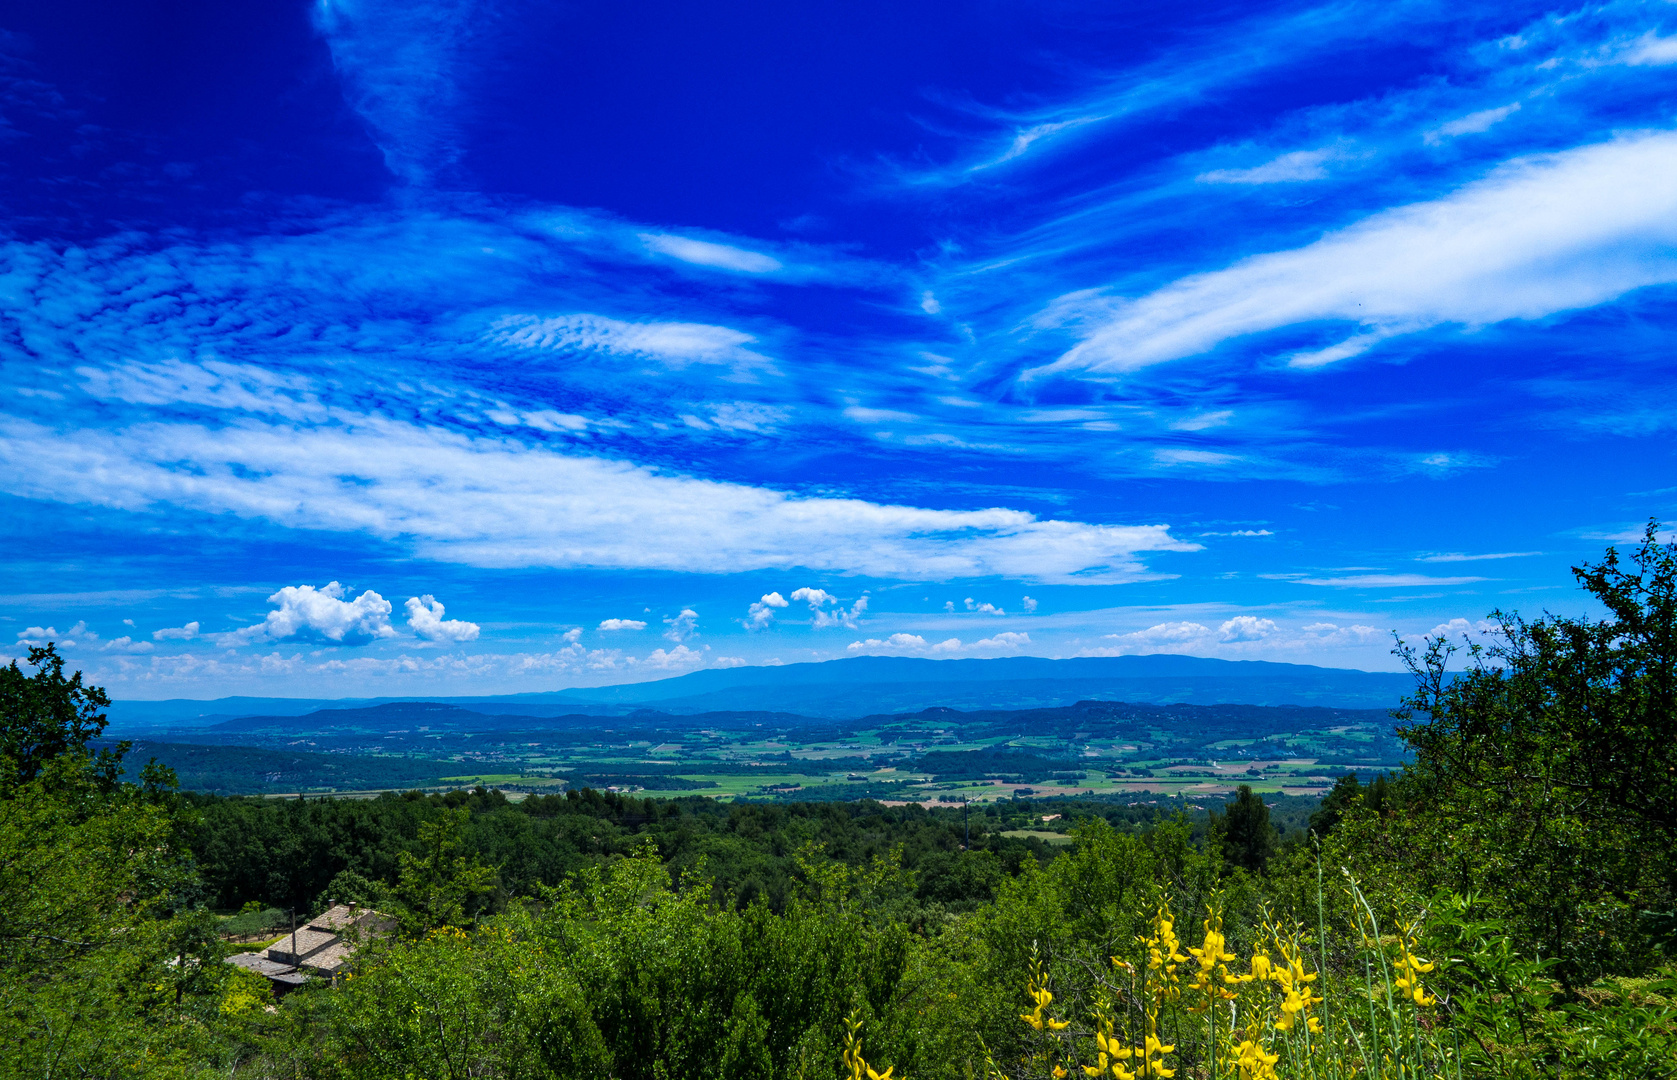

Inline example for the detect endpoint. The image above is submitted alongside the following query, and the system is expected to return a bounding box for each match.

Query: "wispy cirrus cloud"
[0,415,1197,582]
[1033,132,1677,377]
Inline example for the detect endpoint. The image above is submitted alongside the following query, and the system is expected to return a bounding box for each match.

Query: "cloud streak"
[0,416,1197,582]
[1036,132,1677,376]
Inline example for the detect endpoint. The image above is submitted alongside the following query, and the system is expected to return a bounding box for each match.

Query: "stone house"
[227,903,395,992]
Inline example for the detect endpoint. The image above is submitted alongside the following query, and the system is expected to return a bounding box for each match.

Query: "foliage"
[10,536,1677,1079]
[393,807,499,936]
[0,643,121,787]
[1374,521,1677,983]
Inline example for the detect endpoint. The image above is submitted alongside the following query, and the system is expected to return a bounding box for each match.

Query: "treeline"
[185,785,1326,915]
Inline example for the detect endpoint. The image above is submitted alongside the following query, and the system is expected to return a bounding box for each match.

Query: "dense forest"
[5,529,1677,1079]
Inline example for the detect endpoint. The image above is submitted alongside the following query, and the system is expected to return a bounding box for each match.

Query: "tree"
[0,643,122,786]
[1221,785,1276,873]
[394,807,498,936]
[1307,773,1361,836]
[1386,521,1677,980]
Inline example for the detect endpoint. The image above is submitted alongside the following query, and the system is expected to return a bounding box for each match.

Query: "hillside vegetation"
[3,529,1676,1078]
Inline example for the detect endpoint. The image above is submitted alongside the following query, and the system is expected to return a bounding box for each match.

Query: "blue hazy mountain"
[107,654,1414,730]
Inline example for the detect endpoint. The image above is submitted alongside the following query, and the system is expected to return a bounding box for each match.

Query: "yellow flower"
[1392,921,1438,1007]
[1186,906,1239,1010]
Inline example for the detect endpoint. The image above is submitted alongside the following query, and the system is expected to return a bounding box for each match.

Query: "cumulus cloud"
[1022,596,1038,613]
[1301,622,1384,644]
[972,631,1031,650]
[101,636,154,653]
[1102,621,1214,650]
[16,622,91,648]
[153,621,200,641]
[744,592,789,629]
[641,644,706,669]
[0,415,1200,584]
[404,595,481,643]
[714,656,749,668]
[1040,132,1677,375]
[598,618,647,631]
[664,608,699,642]
[846,630,1029,656]
[847,633,963,656]
[964,597,1005,615]
[1218,616,1276,642]
[792,587,869,629]
[219,582,399,646]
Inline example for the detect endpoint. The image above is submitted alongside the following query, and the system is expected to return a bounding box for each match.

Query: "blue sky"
[4,0,1676,698]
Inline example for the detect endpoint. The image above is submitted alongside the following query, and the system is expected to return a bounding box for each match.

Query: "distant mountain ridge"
[107,653,1414,730]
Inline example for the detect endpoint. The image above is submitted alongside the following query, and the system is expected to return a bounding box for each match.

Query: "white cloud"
[79,359,327,422]
[638,233,783,273]
[1169,410,1233,431]
[1621,33,1677,66]
[791,587,869,629]
[846,630,1031,656]
[1301,622,1384,643]
[598,618,648,631]
[963,597,1005,615]
[0,416,1197,583]
[714,656,749,668]
[1197,148,1339,184]
[1415,551,1540,562]
[686,402,790,434]
[641,644,706,669]
[219,582,399,646]
[561,628,583,644]
[1218,616,1277,642]
[493,409,591,434]
[1103,621,1214,648]
[490,313,772,373]
[404,595,481,643]
[664,608,699,642]
[744,592,789,629]
[1022,596,1038,613]
[1293,573,1487,587]
[847,633,963,656]
[1425,103,1520,143]
[153,621,200,641]
[1403,617,1503,647]
[843,406,917,424]
[1040,132,1677,375]
[920,291,942,314]
[17,622,91,648]
[101,636,155,654]
[1155,449,1239,466]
